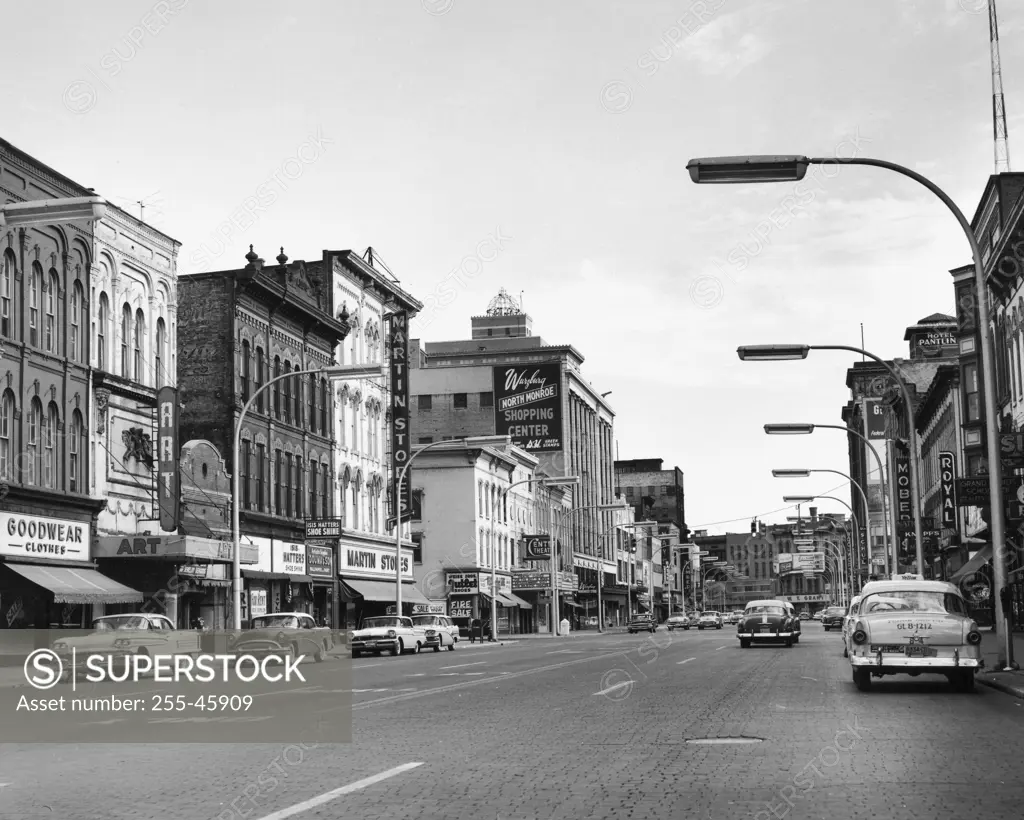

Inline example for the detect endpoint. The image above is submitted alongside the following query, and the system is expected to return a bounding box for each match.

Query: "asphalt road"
[1,626,1023,819]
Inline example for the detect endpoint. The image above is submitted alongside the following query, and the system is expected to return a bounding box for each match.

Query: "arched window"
[155,318,166,386]
[70,282,84,362]
[282,361,292,423]
[293,371,302,425]
[70,410,84,493]
[319,379,329,436]
[241,340,251,402]
[273,357,282,418]
[274,449,283,512]
[338,391,347,446]
[97,293,109,370]
[28,263,42,347]
[1,251,14,337]
[350,398,358,452]
[44,402,59,488]
[45,270,59,353]
[255,347,265,413]
[134,308,145,382]
[121,304,131,377]
[308,375,317,434]
[26,398,42,485]
[321,462,331,517]
[0,390,13,479]
[351,480,360,529]
[310,461,319,516]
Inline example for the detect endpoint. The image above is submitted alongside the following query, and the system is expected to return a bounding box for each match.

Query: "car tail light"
[967,630,982,645]
[387,630,397,638]
[852,620,867,644]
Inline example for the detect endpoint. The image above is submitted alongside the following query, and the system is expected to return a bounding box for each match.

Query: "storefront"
[0,510,143,633]
[94,534,255,630]
[239,536,289,627]
[338,543,432,626]
[272,539,313,616]
[306,544,337,628]
[510,568,575,633]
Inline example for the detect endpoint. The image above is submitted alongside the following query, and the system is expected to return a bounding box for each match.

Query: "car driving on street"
[821,606,847,631]
[627,615,657,633]
[737,600,798,648]
[665,614,691,631]
[697,611,723,630]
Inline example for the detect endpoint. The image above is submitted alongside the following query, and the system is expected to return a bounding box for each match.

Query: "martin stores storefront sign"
[493,362,563,453]
[339,544,414,580]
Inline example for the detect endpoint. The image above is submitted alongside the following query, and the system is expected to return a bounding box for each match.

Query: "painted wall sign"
[272,541,307,576]
[157,386,180,532]
[305,544,335,578]
[492,362,563,453]
[0,513,90,562]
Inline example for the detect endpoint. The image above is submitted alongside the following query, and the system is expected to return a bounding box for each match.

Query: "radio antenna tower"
[990,0,1011,173]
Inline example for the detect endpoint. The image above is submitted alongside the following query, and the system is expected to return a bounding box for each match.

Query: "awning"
[502,592,533,610]
[949,545,993,584]
[241,570,291,581]
[561,601,582,609]
[340,578,431,604]
[5,563,142,605]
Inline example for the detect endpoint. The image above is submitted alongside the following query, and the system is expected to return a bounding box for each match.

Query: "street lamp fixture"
[764,423,815,435]
[736,345,810,361]
[686,155,809,184]
[783,496,816,503]
[0,195,107,228]
[773,469,811,478]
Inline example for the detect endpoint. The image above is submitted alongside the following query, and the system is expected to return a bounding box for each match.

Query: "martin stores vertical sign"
[493,362,563,452]
[157,387,179,531]
[390,311,411,524]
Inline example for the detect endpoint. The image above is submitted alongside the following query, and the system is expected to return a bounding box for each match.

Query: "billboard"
[157,387,179,532]
[864,398,887,440]
[791,552,825,572]
[389,311,411,526]
[493,362,563,453]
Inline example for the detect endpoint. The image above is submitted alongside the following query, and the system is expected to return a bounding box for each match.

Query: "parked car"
[842,595,863,658]
[821,606,847,631]
[627,615,657,634]
[782,602,801,643]
[811,610,824,621]
[411,615,457,652]
[798,611,811,620]
[847,579,982,692]
[737,600,798,648]
[232,612,333,662]
[51,614,203,681]
[665,615,691,631]
[350,616,426,657]
[697,611,723,630]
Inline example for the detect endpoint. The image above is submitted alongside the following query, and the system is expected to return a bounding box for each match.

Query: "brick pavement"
[2,630,1024,818]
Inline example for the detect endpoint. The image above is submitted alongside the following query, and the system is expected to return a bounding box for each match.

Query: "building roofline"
[326,250,424,313]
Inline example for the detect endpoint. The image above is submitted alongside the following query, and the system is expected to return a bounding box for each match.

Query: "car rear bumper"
[850,652,981,669]
[738,632,793,639]
[351,639,399,651]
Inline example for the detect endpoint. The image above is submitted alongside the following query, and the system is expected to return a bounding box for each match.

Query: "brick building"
[177,245,350,627]
[409,289,618,621]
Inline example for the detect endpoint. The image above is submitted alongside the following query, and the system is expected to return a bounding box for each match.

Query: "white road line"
[677,658,696,665]
[407,673,426,677]
[0,783,9,789]
[546,650,584,655]
[258,687,318,697]
[439,661,487,670]
[593,681,632,697]
[351,663,387,670]
[254,762,425,820]
[716,646,727,651]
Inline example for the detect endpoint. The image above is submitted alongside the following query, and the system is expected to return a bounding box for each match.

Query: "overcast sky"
[3,0,1019,534]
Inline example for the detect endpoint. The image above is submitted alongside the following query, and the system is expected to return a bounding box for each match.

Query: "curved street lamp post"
[783,494,863,591]
[692,153,1011,668]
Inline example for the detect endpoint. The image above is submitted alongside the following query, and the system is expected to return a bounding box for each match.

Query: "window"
[284,453,293,517]
[282,362,291,423]
[29,263,41,347]
[417,395,432,410]
[274,450,283,512]
[308,377,317,434]
[45,270,58,353]
[121,304,131,376]
[97,293,108,370]
[254,347,264,413]
[454,393,468,409]
[293,371,302,425]
[351,481,359,529]
[70,283,85,362]
[479,391,493,408]
[69,410,84,493]
[241,341,251,402]
[319,379,329,435]
[411,533,423,565]
[338,394,346,446]
[133,309,145,382]
[44,402,58,488]
[0,391,13,480]
[273,357,281,417]
[241,440,251,510]
[1,251,12,337]
[256,443,266,512]
[964,362,980,422]
[321,463,330,517]
[310,461,319,516]
[26,398,41,485]
[155,319,166,387]
[295,456,303,517]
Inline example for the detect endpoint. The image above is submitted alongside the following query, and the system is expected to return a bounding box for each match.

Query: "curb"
[977,675,1024,700]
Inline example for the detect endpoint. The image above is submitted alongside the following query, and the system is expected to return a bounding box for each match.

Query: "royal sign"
[493,362,563,453]
[157,386,179,532]
[939,451,957,528]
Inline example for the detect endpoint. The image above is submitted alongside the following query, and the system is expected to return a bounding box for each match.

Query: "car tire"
[785,638,793,647]
[842,646,848,658]
[433,644,441,652]
[951,670,975,693]
[352,649,362,659]
[824,626,830,631]
[740,639,750,648]
[315,643,327,662]
[393,640,403,657]
[448,641,456,651]
[852,667,872,691]
[717,625,722,630]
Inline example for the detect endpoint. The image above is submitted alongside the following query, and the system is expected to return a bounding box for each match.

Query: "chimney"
[809,506,818,524]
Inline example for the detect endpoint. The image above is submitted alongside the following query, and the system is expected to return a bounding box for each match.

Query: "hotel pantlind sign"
[340,544,414,580]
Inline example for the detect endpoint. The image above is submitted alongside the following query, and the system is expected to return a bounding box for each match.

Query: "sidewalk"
[976,629,1024,700]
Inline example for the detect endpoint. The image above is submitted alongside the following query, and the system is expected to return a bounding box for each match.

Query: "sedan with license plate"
[847,580,982,692]
[350,616,426,657]
[232,613,333,662]
[821,606,847,631]
[697,612,723,630]
[628,616,657,634]
[411,615,456,652]
[665,615,691,631]
[737,601,797,648]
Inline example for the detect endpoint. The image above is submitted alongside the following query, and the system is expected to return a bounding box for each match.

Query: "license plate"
[759,628,773,633]
[905,645,937,657]
[870,644,903,653]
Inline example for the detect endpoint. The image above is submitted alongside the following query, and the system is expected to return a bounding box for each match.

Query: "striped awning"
[4,563,142,605]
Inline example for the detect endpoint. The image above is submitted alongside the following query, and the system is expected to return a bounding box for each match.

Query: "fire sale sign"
[493,363,563,453]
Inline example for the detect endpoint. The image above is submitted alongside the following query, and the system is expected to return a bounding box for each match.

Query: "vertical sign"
[863,398,887,440]
[389,311,411,526]
[939,451,957,529]
[492,362,564,452]
[893,439,914,565]
[157,386,179,532]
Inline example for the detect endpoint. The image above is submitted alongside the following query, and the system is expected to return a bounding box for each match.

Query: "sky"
[2,0,1020,535]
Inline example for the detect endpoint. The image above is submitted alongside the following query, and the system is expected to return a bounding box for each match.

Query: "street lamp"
[0,195,107,228]
[772,468,882,576]
[743,343,923,573]
[783,494,862,591]
[766,422,894,568]
[490,476,581,641]
[694,152,1012,669]
[232,363,386,628]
